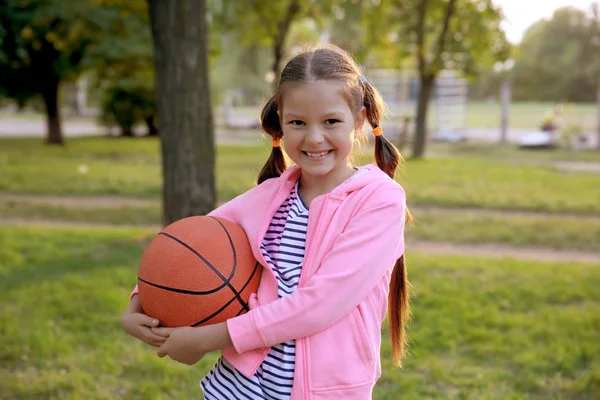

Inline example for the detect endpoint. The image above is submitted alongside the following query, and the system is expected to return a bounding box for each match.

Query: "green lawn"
[1,137,599,214]
[1,226,599,399]
[411,209,600,252]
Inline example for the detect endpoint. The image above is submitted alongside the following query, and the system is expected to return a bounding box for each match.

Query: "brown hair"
[258,44,410,366]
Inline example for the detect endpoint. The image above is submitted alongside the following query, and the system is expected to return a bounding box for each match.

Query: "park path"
[2,192,600,221]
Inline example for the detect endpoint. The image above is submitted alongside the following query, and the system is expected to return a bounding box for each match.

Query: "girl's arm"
[226,188,406,354]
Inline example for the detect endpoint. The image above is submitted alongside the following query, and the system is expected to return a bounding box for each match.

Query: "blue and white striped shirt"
[201,181,308,399]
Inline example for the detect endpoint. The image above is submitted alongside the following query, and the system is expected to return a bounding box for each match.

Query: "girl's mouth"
[302,150,333,161]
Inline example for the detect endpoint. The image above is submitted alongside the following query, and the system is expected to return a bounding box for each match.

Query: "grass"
[1,226,599,399]
[1,137,599,214]
[411,209,600,252]
[395,156,600,214]
[3,199,600,252]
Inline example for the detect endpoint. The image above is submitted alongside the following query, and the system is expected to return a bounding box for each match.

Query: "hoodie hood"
[278,163,398,198]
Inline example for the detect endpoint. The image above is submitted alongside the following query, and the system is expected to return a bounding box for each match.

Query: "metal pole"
[500,78,511,144]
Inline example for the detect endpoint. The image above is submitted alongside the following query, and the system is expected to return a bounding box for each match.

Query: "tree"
[215,0,311,85]
[0,1,96,144]
[148,0,215,225]
[0,0,151,144]
[392,0,509,158]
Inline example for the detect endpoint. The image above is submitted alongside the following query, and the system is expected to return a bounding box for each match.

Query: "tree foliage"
[327,0,408,67]
[511,6,600,102]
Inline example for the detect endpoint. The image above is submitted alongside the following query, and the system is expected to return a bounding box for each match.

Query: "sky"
[493,0,597,43]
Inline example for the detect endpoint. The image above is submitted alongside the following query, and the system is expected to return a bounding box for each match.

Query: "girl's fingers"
[151,327,175,337]
[141,327,168,344]
[138,315,159,328]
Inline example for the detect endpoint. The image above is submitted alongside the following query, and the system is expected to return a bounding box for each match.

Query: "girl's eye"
[289,120,304,126]
[325,119,341,125]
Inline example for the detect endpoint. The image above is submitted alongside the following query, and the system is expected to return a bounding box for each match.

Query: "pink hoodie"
[132,164,406,399]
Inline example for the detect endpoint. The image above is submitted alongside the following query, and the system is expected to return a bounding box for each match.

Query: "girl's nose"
[305,127,325,145]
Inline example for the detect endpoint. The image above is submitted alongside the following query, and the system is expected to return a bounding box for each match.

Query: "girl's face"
[279,80,365,187]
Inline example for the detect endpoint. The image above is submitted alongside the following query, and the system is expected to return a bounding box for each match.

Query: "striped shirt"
[201,181,308,399]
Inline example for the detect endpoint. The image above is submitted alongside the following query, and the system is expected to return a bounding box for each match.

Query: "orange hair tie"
[373,127,383,137]
[271,137,282,148]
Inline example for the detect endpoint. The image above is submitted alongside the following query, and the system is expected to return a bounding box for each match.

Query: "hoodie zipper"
[298,194,328,398]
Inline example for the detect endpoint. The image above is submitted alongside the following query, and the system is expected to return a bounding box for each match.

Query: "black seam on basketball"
[160,220,247,309]
[206,217,250,309]
[235,261,261,312]
[190,262,259,325]
[137,276,225,295]
[191,292,239,327]
[158,230,237,286]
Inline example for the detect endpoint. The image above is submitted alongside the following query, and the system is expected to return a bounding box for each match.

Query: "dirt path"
[0,193,156,208]
[412,204,600,221]
[2,193,599,221]
[2,217,599,264]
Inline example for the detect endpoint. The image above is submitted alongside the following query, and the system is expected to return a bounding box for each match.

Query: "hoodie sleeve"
[226,187,406,353]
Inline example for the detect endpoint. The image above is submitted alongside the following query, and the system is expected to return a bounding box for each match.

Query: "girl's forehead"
[280,80,353,112]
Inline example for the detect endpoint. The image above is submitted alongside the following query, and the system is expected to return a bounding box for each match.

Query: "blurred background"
[1,0,599,399]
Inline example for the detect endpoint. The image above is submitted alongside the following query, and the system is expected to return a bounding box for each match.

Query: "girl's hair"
[258,44,410,367]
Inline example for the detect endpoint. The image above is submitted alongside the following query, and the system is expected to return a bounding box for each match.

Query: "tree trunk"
[271,0,301,88]
[145,115,159,136]
[397,116,411,152]
[119,124,134,137]
[597,81,600,150]
[412,75,435,158]
[149,0,215,225]
[272,46,283,90]
[41,76,64,145]
[500,78,511,144]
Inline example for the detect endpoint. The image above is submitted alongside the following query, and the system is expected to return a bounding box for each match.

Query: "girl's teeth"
[306,151,329,157]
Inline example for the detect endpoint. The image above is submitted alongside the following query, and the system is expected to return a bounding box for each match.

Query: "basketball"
[137,216,261,328]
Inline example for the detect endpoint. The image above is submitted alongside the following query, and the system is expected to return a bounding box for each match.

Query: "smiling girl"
[123,44,410,399]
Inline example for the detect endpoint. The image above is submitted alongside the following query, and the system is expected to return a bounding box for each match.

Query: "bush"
[100,86,156,136]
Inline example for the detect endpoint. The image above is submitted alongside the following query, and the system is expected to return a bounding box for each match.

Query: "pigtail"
[363,78,412,367]
[257,96,287,184]
[362,80,402,179]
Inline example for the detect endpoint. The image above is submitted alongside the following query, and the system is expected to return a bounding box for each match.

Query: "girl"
[122,44,409,399]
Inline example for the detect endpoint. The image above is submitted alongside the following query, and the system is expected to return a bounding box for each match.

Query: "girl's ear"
[355,106,367,130]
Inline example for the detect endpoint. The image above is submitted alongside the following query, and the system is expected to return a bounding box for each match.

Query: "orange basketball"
[137,216,261,327]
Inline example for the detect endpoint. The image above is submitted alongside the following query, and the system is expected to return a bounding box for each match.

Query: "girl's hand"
[153,322,233,365]
[154,327,207,365]
[122,295,167,347]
